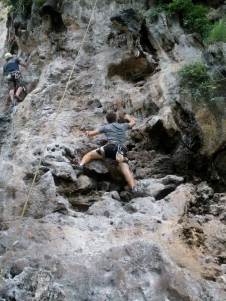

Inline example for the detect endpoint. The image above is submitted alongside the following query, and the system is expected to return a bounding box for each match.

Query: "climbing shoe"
[14,95,23,102]
[131,188,145,198]
[72,164,84,171]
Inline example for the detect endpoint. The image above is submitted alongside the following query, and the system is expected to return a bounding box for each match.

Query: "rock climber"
[73,112,140,196]
[3,53,27,103]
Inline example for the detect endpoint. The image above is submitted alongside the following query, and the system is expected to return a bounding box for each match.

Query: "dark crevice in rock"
[108,7,158,82]
[69,201,92,213]
[39,0,66,33]
[53,176,76,198]
[147,120,180,153]
[140,24,158,56]
[13,16,27,37]
[218,255,226,264]
[70,199,98,212]
[174,102,202,153]
[141,98,160,118]
[155,185,176,200]
[127,143,136,151]
[110,8,144,40]
[131,103,217,181]
[108,56,156,82]
[9,39,18,55]
[172,102,210,176]
[52,206,68,215]
[53,172,123,212]
[81,169,111,182]
[212,146,226,178]
[210,178,226,194]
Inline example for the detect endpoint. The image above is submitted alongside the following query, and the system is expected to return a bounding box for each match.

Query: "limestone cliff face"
[0,0,226,300]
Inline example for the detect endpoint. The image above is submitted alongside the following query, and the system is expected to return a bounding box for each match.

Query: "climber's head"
[5,53,13,60]
[106,112,117,124]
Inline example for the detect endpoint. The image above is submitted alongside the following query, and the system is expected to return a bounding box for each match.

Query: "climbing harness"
[116,144,127,163]
[6,70,22,81]
[0,0,98,283]
[99,141,128,163]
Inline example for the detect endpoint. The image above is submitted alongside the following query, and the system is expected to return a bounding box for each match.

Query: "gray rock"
[103,190,120,201]
[0,1,225,300]
[76,174,97,192]
[136,175,184,199]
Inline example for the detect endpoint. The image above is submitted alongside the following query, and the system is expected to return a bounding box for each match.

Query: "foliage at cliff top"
[3,0,44,14]
[2,0,31,14]
[150,0,211,38]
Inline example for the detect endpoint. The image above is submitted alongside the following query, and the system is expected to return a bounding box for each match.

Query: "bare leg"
[9,89,14,101]
[118,162,135,189]
[80,150,103,165]
[15,86,23,99]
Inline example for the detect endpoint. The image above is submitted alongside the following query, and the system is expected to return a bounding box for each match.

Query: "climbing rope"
[0,0,98,283]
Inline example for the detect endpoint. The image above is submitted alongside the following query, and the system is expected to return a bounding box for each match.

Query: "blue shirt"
[3,58,20,74]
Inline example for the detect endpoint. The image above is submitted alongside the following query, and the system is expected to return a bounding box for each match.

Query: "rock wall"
[0,0,225,300]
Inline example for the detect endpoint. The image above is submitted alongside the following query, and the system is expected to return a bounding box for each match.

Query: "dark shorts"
[7,78,25,91]
[96,144,129,164]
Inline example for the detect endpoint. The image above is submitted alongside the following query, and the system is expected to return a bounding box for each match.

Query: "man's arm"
[124,114,136,128]
[85,130,100,137]
[19,61,27,68]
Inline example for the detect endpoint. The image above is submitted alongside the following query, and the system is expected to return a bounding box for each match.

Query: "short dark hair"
[106,112,117,123]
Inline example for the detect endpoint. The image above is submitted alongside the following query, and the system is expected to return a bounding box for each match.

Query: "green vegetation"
[177,62,218,101]
[149,2,168,21]
[149,0,211,38]
[2,0,45,15]
[148,0,170,20]
[207,17,226,43]
[2,0,32,15]
[168,0,193,13]
[35,0,46,4]
[168,0,211,37]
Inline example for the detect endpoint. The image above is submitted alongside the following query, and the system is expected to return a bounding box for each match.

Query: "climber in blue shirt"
[3,53,27,103]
